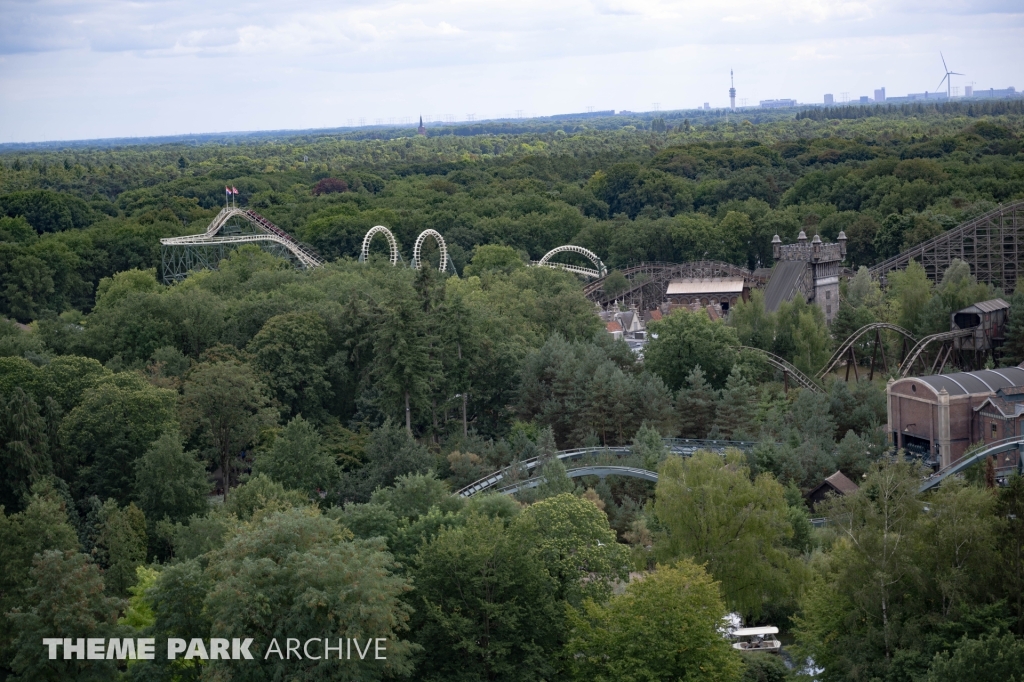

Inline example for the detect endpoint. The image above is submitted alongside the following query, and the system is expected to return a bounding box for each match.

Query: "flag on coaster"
[231,187,239,194]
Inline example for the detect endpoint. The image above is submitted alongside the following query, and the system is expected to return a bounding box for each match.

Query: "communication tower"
[729,70,736,111]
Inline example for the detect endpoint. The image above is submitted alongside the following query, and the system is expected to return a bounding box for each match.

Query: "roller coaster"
[582,260,767,308]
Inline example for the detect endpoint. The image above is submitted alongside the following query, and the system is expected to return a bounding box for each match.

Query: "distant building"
[760,99,797,108]
[417,116,426,135]
[806,471,859,511]
[874,87,886,102]
[703,102,710,110]
[859,96,870,103]
[729,69,736,111]
[965,85,974,97]
[665,277,746,312]
[824,94,834,105]
[905,91,948,101]
[969,87,1019,99]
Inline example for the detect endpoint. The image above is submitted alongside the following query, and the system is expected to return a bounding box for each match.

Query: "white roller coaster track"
[359,225,401,265]
[160,207,323,269]
[412,229,450,272]
[537,244,608,278]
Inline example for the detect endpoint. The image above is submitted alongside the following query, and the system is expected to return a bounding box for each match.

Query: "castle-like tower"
[770,231,847,323]
[417,116,426,136]
[729,70,736,111]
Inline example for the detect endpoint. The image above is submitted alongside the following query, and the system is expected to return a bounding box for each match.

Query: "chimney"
[772,234,782,260]
[812,234,821,261]
[837,230,847,258]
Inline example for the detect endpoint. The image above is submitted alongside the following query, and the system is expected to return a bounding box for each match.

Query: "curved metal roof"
[914,366,1024,396]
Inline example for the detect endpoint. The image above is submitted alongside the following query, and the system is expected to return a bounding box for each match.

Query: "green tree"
[729,290,775,351]
[655,452,802,617]
[927,632,1024,682]
[251,416,338,500]
[0,388,51,512]
[564,561,743,682]
[339,418,434,503]
[247,311,333,420]
[203,508,417,681]
[412,513,563,681]
[94,499,147,597]
[714,366,756,439]
[645,309,739,390]
[371,295,436,434]
[7,550,124,682]
[0,483,79,672]
[676,366,717,439]
[513,492,629,605]
[179,360,275,501]
[59,372,177,504]
[463,244,526,277]
[888,260,934,335]
[132,430,210,525]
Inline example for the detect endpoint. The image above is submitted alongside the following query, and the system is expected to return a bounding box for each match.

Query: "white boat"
[731,626,782,654]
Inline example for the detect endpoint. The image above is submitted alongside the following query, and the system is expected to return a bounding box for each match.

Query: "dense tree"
[204,509,417,681]
[564,561,743,682]
[675,366,717,439]
[179,360,275,501]
[59,372,177,503]
[248,311,334,420]
[7,550,124,682]
[645,309,739,390]
[655,452,803,618]
[412,513,563,681]
[251,415,339,500]
[132,430,210,526]
[0,388,51,512]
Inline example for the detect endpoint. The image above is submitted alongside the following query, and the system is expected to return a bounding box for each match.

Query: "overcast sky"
[1,0,1022,143]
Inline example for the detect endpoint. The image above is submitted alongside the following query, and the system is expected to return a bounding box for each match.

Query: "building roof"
[763,260,807,312]
[911,366,1024,397]
[823,470,859,495]
[957,298,1009,314]
[666,277,745,295]
[606,321,623,333]
[733,627,779,637]
[645,309,662,322]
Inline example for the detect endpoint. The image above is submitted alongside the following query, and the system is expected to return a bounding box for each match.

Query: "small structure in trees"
[805,470,859,511]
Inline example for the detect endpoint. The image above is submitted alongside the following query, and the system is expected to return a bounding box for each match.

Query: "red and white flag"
[225,186,230,194]
[231,187,239,194]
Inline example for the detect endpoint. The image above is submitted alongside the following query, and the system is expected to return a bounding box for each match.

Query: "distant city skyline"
[1,0,1022,143]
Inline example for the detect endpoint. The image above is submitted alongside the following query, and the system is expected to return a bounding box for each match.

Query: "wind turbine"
[937,53,964,99]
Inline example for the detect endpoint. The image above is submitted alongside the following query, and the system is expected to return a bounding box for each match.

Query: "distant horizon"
[2,0,1022,144]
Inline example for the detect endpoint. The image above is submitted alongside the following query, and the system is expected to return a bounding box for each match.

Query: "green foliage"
[655,452,803,618]
[676,366,718,438]
[59,371,177,504]
[7,550,124,682]
[645,309,739,390]
[133,430,210,525]
[412,513,563,681]
[94,499,148,597]
[0,483,80,670]
[223,473,308,521]
[179,360,275,500]
[927,632,1024,682]
[251,415,339,500]
[202,508,418,680]
[463,244,525,277]
[0,388,52,512]
[564,561,743,682]
[339,419,435,503]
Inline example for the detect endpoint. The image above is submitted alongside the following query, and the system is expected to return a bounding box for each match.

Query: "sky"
[0,0,1022,143]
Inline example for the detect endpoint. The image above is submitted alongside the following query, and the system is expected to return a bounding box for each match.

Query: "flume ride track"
[456,438,758,497]
[898,329,976,378]
[496,465,660,496]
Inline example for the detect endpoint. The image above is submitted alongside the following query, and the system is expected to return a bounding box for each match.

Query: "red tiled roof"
[606,321,623,333]
[649,309,662,321]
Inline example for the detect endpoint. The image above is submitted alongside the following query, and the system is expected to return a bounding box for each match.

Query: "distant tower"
[417,116,426,136]
[729,70,736,111]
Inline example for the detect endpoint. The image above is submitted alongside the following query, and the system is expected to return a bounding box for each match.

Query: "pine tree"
[676,366,717,439]
[714,367,755,440]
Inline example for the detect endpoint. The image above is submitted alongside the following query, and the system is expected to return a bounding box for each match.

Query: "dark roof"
[806,470,859,503]
[957,298,1009,314]
[763,261,807,313]
[915,366,1024,396]
[824,470,859,494]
